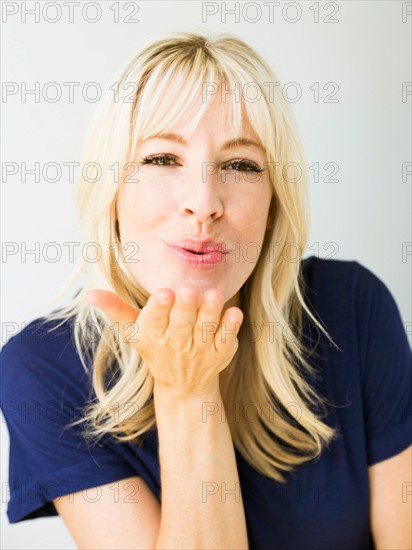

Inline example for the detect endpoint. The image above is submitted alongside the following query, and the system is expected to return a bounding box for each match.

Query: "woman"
[1,31,411,549]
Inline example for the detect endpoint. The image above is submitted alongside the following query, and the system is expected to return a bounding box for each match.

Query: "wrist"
[153,381,222,409]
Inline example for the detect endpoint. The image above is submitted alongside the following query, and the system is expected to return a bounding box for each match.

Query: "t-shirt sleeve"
[354,262,412,466]
[0,328,139,524]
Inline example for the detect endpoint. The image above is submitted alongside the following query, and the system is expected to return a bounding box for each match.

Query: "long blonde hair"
[42,30,340,482]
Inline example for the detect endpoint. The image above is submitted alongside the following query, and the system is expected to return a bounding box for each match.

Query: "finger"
[86,289,140,343]
[214,306,244,353]
[168,284,199,341]
[139,288,175,335]
[194,289,224,346]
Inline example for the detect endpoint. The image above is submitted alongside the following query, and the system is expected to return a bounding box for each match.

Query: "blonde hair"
[42,30,340,482]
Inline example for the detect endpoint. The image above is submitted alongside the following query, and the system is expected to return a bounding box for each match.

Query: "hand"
[86,284,244,400]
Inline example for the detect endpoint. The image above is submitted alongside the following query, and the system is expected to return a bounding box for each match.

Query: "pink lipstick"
[164,239,227,268]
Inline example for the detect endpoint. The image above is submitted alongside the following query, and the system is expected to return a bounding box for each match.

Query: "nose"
[179,177,224,226]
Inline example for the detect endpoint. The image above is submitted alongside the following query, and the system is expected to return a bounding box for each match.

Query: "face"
[116,93,273,310]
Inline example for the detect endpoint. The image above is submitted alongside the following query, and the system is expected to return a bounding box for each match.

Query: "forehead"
[141,132,266,154]
[145,89,262,142]
[200,90,254,125]
[131,71,269,157]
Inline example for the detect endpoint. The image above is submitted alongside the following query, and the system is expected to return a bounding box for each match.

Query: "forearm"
[153,386,249,550]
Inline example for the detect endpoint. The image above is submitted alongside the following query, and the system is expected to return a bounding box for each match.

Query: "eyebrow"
[142,133,266,153]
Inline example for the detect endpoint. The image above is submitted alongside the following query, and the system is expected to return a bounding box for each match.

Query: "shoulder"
[299,256,410,360]
[301,254,411,372]
[301,255,384,290]
[1,314,78,368]
[300,255,399,317]
[1,314,75,360]
[0,314,91,405]
[0,315,141,525]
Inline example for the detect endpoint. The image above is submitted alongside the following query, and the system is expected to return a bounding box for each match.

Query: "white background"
[1,1,411,548]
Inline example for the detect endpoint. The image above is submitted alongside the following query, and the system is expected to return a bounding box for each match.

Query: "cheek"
[231,196,271,235]
[117,185,170,232]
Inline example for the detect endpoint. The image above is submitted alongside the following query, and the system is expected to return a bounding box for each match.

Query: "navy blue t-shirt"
[1,257,411,549]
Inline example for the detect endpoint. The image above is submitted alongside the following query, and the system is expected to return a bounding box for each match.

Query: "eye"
[138,154,263,173]
[223,159,263,173]
[139,154,179,166]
